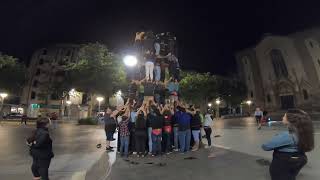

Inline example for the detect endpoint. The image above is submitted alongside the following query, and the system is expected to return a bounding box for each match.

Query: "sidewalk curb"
[85,152,111,180]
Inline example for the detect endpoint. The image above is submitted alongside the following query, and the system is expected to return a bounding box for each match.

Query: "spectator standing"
[262,109,314,180]
[203,112,213,148]
[27,118,54,180]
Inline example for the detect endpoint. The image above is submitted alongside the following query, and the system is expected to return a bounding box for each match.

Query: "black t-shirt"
[191,114,201,130]
[143,82,155,96]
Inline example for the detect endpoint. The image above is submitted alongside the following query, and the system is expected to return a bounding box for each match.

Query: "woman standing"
[28,118,54,180]
[254,107,263,130]
[135,107,147,157]
[203,112,213,148]
[262,109,314,180]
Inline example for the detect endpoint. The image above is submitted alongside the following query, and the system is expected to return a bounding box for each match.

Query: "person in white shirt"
[254,107,263,130]
[203,113,213,148]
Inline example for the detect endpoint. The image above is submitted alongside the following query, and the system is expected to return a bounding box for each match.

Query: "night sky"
[1,0,320,76]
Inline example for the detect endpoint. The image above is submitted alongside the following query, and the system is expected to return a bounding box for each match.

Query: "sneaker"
[166,152,172,155]
[191,148,199,152]
[205,145,212,149]
[174,149,179,152]
[141,155,145,158]
[133,152,137,155]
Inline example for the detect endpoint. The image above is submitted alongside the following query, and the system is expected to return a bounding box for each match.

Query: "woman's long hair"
[286,109,314,152]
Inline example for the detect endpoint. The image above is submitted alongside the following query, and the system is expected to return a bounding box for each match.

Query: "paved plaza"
[0,118,319,180]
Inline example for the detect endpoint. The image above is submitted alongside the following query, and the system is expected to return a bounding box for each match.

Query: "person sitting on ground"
[262,109,314,180]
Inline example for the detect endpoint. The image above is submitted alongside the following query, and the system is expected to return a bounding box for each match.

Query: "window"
[55,70,65,77]
[250,91,254,98]
[39,59,44,65]
[270,49,288,78]
[248,75,251,81]
[32,80,38,88]
[35,69,41,76]
[267,94,272,103]
[42,49,47,55]
[303,89,309,100]
[309,41,314,48]
[31,91,36,99]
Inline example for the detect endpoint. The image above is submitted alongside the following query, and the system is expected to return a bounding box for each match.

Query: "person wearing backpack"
[262,109,314,180]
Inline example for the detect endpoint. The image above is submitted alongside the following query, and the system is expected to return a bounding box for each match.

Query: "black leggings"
[135,134,147,155]
[204,127,212,146]
[270,151,307,180]
[31,158,51,180]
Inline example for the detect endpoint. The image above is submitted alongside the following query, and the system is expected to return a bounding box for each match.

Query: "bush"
[78,117,98,125]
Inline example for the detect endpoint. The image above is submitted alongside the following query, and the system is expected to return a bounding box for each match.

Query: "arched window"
[33,80,38,88]
[303,89,309,100]
[270,49,288,78]
[250,91,254,98]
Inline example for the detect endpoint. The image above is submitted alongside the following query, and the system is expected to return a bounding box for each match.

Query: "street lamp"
[246,100,252,115]
[208,103,212,107]
[215,99,221,119]
[123,55,138,67]
[96,97,104,112]
[0,93,8,113]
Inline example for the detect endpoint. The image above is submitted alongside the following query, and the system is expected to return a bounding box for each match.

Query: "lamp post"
[96,97,104,113]
[66,100,72,120]
[246,100,252,116]
[215,99,221,119]
[0,93,8,116]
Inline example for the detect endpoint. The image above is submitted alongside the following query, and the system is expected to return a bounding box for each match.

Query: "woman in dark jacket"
[135,108,147,157]
[28,118,54,180]
[262,109,314,180]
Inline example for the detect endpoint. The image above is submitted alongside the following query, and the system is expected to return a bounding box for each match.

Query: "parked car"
[3,113,23,119]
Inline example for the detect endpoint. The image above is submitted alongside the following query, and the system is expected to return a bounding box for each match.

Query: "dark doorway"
[280,95,294,109]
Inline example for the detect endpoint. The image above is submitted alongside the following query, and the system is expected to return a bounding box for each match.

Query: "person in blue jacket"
[262,109,314,180]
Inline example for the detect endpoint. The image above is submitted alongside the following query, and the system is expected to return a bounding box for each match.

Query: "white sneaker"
[174,149,179,152]
[205,145,212,149]
[133,152,137,155]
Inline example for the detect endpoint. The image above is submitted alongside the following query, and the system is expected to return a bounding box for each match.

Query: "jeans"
[155,65,161,81]
[192,130,200,142]
[31,158,51,180]
[173,127,179,149]
[152,133,162,155]
[270,151,307,180]
[148,127,153,153]
[145,62,154,81]
[178,129,191,153]
[52,121,58,129]
[154,42,160,55]
[204,127,212,146]
[120,136,130,156]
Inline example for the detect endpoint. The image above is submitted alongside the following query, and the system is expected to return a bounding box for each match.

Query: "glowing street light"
[0,93,8,113]
[208,103,212,107]
[123,55,138,67]
[215,99,221,105]
[0,93,8,99]
[96,96,104,112]
[66,100,72,105]
[246,100,252,115]
[215,99,221,119]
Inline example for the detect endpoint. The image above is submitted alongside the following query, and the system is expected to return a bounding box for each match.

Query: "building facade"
[21,44,84,118]
[236,28,320,111]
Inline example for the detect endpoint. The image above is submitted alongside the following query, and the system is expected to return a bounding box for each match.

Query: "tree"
[0,52,27,95]
[179,71,247,112]
[66,42,127,116]
[179,71,218,110]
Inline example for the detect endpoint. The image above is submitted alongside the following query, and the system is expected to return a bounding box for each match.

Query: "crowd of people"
[103,99,213,158]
